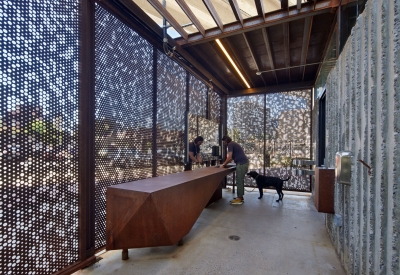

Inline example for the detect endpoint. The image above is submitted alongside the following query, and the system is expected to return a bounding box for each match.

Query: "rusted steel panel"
[106,167,234,250]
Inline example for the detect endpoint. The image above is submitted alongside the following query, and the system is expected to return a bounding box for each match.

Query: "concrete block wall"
[320,0,400,274]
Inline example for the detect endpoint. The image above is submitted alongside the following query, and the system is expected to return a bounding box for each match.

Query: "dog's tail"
[283,176,291,181]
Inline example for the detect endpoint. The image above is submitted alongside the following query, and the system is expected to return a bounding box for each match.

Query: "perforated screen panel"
[265,90,311,191]
[210,91,221,123]
[227,95,265,187]
[94,5,154,249]
[188,113,219,163]
[227,91,312,191]
[189,75,207,118]
[156,52,186,176]
[0,1,80,274]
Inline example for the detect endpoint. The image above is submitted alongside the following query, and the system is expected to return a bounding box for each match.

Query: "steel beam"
[229,81,314,97]
[254,0,266,21]
[176,0,341,47]
[147,0,188,40]
[202,0,224,31]
[282,22,291,82]
[229,0,244,26]
[175,0,206,37]
[261,28,278,84]
[242,33,266,85]
[300,17,313,81]
[224,38,255,88]
[192,45,235,90]
[209,41,246,89]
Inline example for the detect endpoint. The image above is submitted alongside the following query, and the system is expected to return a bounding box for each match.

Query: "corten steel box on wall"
[335,151,352,185]
[314,167,335,214]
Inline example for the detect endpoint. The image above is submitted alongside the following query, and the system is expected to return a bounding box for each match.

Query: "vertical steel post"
[79,0,96,264]
[152,47,158,177]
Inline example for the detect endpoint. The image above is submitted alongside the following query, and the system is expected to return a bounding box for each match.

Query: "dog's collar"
[255,175,260,179]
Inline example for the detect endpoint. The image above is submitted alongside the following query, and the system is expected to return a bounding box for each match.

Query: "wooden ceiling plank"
[229,0,244,26]
[300,17,313,81]
[254,0,266,21]
[282,22,291,82]
[147,0,188,40]
[176,0,344,46]
[230,81,314,97]
[202,0,224,31]
[175,0,206,37]
[209,41,246,89]
[261,28,278,84]
[224,38,256,88]
[242,33,267,85]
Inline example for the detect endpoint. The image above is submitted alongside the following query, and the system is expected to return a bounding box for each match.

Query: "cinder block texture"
[313,0,400,274]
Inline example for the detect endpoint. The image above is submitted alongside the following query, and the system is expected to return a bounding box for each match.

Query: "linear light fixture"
[215,39,250,89]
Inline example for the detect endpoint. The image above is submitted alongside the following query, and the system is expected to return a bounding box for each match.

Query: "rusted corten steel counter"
[106,166,235,258]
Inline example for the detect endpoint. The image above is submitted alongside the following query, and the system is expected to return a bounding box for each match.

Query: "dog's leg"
[275,188,280,202]
[277,186,284,201]
[258,187,263,199]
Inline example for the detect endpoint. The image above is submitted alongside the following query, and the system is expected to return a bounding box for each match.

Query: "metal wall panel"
[189,75,207,118]
[156,52,186,176]
[227,91,312,191]
[0,1,80,273]
[210,91,221,123]
[94,5,154,249]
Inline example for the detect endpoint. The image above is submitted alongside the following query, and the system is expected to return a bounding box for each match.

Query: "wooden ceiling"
[104,0,348,95]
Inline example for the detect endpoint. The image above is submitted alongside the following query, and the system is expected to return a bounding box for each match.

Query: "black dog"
[247,171,291,202]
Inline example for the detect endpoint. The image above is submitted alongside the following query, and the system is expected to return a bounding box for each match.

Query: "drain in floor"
[228,235,240,241]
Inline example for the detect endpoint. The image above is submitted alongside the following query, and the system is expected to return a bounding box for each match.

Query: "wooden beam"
[300,17,313,81]
[224,38,256,88]
[254,0,266,21]
[229,81,314,97]
[261,28,278,84]
[209,41,246,89]
[147,0,188,40]
[282,22,291,82]
[229,0,244,26]
[115,0,229,94]
[202,0,224,31]
[242,33,266,85]
[175,0,206,37]
[176,0,342,46]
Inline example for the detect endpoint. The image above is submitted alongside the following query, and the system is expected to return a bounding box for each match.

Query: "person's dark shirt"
[227,141,248,165]
[189,142,200,163]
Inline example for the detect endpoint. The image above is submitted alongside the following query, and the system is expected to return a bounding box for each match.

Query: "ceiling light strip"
[215,39,251,89]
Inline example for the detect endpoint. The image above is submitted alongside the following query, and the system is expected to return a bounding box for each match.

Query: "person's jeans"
[236,162,249,198]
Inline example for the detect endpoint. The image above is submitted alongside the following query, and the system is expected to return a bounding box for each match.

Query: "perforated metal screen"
[0,1,80,274]
[189,75,207,118]
[156,52,186,176]
[227,90,312,191]
[188,113,219,164]
[210,91,221,123]
[94,5,154,249]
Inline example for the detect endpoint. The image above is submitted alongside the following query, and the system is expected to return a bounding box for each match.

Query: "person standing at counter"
[220,135,249,205]
[188,136,204,167]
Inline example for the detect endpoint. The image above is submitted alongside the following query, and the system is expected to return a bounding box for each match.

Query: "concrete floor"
[75,188,345,275]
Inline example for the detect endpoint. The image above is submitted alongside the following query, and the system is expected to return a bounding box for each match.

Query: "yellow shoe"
[230,198,244,205]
